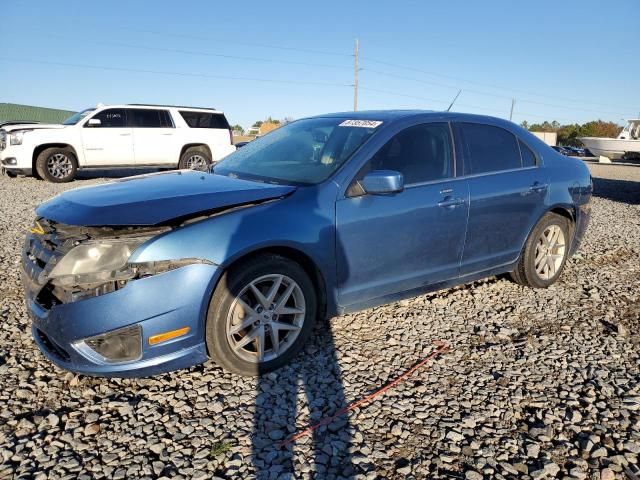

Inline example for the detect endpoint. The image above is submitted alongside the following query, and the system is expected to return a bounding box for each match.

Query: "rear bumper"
[571,201,591,255]
[24,263,222,378]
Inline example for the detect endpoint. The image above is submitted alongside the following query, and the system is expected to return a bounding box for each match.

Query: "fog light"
[83,325,142,362]
[2,158,17,166]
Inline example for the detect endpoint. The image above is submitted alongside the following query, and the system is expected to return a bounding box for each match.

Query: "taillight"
[229,129,233,145]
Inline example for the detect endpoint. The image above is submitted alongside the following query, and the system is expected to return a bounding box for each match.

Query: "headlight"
[77,325,142,363]
[49,239,147,286]
[10,131,26,145]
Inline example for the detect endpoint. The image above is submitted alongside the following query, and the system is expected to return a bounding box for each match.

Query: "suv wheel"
[179,147,212,171]
[510,212,571,288]
[35,148,77,183]
[206,255,317,376]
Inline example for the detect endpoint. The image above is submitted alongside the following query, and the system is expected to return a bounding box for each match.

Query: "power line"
[360,56,635,112]
[362,65,636,117]
[0,58,353,88]
[44,35,352,70]
[359,86,584,123]
[114,26,352,58]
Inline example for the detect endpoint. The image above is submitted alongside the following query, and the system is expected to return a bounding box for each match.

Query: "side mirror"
[360,170,404,195]
[86,118,101,127]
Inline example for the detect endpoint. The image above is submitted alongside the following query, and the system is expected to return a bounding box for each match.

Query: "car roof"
[309,109,518,127]
[90,104,224,114]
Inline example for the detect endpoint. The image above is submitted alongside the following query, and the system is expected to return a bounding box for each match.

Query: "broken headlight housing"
[49,239,148,287]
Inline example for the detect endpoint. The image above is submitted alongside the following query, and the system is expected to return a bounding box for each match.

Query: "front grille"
[0,131,6,151]
[36,329,71,362]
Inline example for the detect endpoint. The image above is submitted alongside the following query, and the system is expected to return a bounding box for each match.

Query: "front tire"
[206,255,317,376]
[35,147,77,183]
[179,146,212,171]
[510,213,571,288]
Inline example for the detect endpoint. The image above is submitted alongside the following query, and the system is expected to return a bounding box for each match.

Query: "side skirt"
[337,262,517,315]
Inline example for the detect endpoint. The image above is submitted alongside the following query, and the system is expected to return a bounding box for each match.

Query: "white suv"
[0,104,236,182]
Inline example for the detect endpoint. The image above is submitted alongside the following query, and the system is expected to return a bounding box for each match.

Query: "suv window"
[128,109,172,128]
[179,111,230,129]
[89,108,126,128]
[367,123,453,185]
[459,123,521,174]
[518,139,537,167]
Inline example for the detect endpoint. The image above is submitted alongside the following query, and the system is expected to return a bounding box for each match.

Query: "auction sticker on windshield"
[339,120,383,128]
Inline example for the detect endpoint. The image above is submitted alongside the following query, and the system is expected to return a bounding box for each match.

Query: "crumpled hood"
[37,170,296,226]
[2,123,65,132]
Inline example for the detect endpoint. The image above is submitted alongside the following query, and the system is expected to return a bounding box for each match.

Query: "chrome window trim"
[403,175,466,190]
[456,165,539,181]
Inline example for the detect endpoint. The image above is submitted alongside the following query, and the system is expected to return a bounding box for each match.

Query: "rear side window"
[518,139,537,167]
[368,122,453,185]
[179,111,230,129]
[128,109,172,128]
[459,123,521,175]
[89,108,126,128]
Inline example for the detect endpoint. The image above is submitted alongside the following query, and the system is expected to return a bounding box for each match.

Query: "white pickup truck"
[0,104,236,182]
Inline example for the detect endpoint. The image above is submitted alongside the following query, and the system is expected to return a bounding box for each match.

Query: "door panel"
[128,109,177,165]
[336,179,469,307]
[132,128,176,165]
[461,169,547,274]
[81,108,134,166]
[455,121,548,275]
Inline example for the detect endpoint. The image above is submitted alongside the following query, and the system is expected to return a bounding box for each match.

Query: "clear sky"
[2,0,639,129]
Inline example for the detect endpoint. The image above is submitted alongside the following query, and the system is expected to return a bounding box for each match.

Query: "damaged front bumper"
[22,221,222,377]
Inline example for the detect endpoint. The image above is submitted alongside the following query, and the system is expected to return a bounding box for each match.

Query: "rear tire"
[35,148,77,183]
[206,255,317,376]
[510,213,571,288]
[179,146,212,171]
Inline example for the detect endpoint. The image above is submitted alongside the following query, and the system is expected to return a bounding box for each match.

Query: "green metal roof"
[0,103,76,124]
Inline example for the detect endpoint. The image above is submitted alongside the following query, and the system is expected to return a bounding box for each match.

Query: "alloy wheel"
[226,274,306,363]
[46,153,73,179]
[185,154,208,171]
[534,224,566,280]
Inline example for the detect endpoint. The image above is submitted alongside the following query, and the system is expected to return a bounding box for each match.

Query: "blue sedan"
[22,111,592,377]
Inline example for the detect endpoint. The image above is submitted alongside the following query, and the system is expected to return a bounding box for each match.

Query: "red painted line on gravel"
[277,340,450,448]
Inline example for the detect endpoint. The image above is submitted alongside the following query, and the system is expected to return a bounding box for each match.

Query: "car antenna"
[446,90,462,112]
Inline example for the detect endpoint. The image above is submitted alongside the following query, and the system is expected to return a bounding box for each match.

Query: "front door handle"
[119,133,132,137]
[438,197,465,208]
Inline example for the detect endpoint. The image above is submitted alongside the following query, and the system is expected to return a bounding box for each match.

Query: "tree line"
[520,120,622,147]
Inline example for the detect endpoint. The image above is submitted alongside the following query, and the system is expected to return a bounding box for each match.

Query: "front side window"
[88,108,126,128]
[367,122,453,185]
[179,111,230,129]
[460,123,521,175]
[214,118,379,185]
[127,109,171,128]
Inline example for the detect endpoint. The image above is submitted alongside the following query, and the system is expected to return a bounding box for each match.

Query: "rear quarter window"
[179,111,230,129]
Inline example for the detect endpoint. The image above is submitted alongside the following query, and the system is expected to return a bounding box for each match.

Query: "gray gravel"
[0,164,639,479]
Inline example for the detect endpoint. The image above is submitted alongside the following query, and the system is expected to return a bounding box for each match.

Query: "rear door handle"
[529,183,548,193]
[119,133,131,136]
[438,197,465,208]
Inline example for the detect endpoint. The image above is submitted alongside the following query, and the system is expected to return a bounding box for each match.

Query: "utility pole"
[353,38,359,111]
[509,98,516,121]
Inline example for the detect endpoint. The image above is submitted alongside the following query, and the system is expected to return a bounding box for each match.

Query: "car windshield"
[62,108,94,125]
[214,117,381,185]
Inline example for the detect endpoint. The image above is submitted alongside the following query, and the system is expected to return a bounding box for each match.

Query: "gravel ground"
[0,164,638,480]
